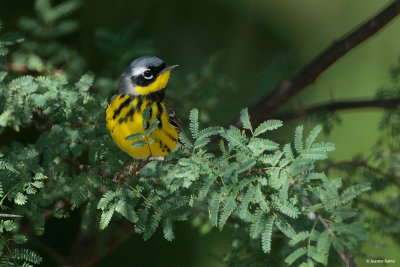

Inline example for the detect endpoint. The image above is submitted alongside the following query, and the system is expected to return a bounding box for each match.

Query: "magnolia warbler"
[106,56,181,159]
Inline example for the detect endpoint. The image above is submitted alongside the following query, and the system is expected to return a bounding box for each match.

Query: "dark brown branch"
[232,0,400,127]
[274,97,400,122]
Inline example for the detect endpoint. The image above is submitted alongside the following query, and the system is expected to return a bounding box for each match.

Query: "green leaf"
[33,173,47,180]
[14,193,28,205]
[240,108,252,132]
[194,137,210,149]
[144,213,162,240]
[340,183,370,204]
[261,216,275,253]
[163,219,175,241]
[272,196,299,218]
[289,231,310,247]
[115,200,138,223]
[237,158,256,174]
[189,108,199,139]
[248,138,279,155]
[1,220,16,232]
[145,118,159,136]
[283,143,294,160]
[305,125,322,149]
[335,206,358,219]
[275,216,296,237]
[9,248,43,265]
[302,142,336,160]
[198,174,217,200]
[308,246,326,264]
[97,191,116,210]
[219,196,236,230]
[220,127,247,151]
[299,260,315,267]
[330,222,368,239]
[125,132,145,141]
[99,203,117,230]
[209,193,221,227]
[294,125,304,153]
[285,247,307,265]
[254,186,270,212]
[317,230,331,255]
[130,139,146,148]
[75,73,94,92]
[239,185,255,220]
[198,126,223,139]
[250,209,266,239]
[149,137,155,144]
[178,132,193,148]
[142,108,151,129]
[254,120,283,136]
[0,45,7,56]
[0,72,7,82]
[13,234,28,244]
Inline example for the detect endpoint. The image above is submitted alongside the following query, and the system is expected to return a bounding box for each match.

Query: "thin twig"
[232,0,400,127]
[274,97,400,122]
[0,213,23,218]
[308,200,357,267]
[70,121,105,128]
[314,211,357,267]
[113,156,164,182]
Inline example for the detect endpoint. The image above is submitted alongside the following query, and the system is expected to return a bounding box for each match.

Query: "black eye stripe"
[130,62,167,86]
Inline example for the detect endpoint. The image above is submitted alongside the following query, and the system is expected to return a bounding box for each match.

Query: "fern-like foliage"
[95,108,370,266]
[0,1,378,266]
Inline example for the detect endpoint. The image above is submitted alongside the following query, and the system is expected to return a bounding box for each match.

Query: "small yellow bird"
[106,56,181,159]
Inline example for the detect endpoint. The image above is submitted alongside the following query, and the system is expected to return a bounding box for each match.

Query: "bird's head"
[118,56,178,95]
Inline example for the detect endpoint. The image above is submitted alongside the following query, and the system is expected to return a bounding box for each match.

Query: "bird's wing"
[166,103,183,133]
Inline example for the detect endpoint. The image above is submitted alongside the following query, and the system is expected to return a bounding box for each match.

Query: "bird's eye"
[143,70,153,80]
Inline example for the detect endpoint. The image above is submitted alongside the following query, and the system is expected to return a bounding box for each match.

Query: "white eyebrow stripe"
[132,66,148,76]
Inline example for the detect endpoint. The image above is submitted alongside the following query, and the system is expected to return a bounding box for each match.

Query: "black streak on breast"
[113,96,133,120]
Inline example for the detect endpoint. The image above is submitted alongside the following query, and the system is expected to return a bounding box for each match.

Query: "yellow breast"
[106,94,179,159]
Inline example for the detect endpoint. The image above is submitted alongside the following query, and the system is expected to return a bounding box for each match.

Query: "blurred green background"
[2,0,400,266]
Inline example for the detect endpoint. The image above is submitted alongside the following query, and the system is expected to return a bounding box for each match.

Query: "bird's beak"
[161,64,179,73]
